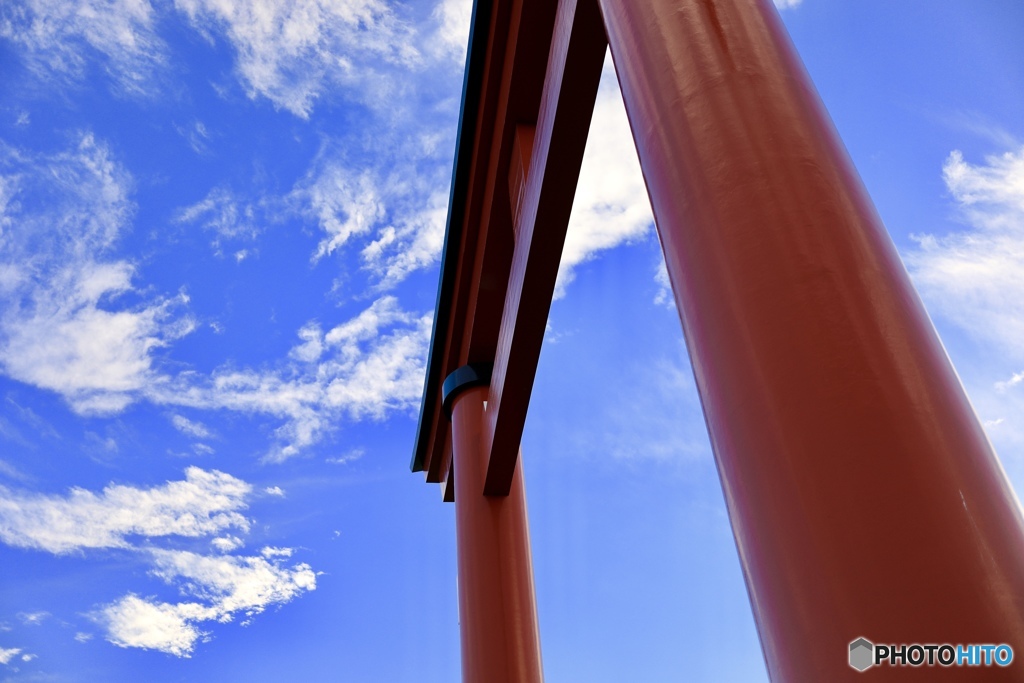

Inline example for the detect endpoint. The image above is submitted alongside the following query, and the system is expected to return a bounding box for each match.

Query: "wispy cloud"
[653,256,675,308]
[0,647,29,667]
[295,165,385,262]
[906,146,1024,357]
[155,295,431,462]
[1,137,429,460]
[0,0,165,96]
[16,612,48,626]
[171,414,213,439]
[905,143,1024,450]
[0,468,314,657]
[174,186,262,256]
[172,0,419,118]
[290,141,450,289]
[0,135,196,415]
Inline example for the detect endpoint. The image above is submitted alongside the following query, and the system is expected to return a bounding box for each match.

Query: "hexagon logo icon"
[849,637,874,672]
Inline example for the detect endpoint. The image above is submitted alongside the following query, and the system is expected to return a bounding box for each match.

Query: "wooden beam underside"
[420,0,607,497]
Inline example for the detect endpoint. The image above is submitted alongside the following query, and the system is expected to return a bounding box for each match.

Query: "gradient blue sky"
[1,0,1022,680]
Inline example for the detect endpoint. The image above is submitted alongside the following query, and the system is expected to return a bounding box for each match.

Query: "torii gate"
[410,0,1024,680]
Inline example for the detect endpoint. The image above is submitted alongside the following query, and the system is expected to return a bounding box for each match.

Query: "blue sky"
[0,0,1022,680]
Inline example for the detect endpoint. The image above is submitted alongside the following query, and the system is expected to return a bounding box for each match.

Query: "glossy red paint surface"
[484,0,607,495]
[597,0,1024,679]
[451,385,543,682]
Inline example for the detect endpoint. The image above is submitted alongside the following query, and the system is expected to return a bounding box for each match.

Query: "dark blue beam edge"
[442,363,494,419]
[410,0,492,473]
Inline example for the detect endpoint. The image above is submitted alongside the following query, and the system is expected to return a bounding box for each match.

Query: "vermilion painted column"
[597,0,1024,679]
[449,379,542,682]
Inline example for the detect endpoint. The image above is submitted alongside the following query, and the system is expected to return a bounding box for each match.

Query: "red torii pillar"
[412,0,1024,681]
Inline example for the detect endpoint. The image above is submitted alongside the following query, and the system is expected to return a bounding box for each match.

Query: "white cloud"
[176,120,211,154]
[0,138,426,460]
[997,372,1024,392]
[297,166,384,261]
[359,188,448,289]
[192,443,215,456]
[211,536,244,553]
[17,611,49,626]
[263,486,284,497]
[74,632,93,643]
[100,549,315,656]
[431,0,472,60]
[21,653,36,662]
[0,135,195,415]
[326,447,364,465]
[774,0,802,8]
[153,295,431,462]
[0,469,314,657]
[291,142,451,289]
[175,187,261,255]
[171,414,213,439]
[598,357,708,461]
[150,548,314,618]
[100,595,211,658]
[172,0,418,118]
[906,147,1024,357]
[0,0,165,96]
[0,467,250,553]
[0,647,22,665]
[0,458,27,481]
[653,256,674,308]
[905,144,1024,450]
[560,56,654,297]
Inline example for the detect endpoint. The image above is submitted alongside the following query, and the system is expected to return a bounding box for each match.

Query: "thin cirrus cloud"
[0,467,314,657]
[172,0,420,118]
[0,0,165,97]
[907,146,1024,358]
[2,0,460,113]
[0,135,195,415]
[288,133,453,290]
[155,295,431,463]
[0,135,430,461]
[171,414,213,440]
[174,186,262,257]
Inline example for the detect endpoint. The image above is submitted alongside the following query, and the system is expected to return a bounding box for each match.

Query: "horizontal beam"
[483,0,607,495]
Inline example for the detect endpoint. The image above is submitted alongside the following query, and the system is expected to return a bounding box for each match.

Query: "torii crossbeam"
[411,0,1024,680]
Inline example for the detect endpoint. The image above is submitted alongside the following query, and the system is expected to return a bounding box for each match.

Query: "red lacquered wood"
[598,0,1024,679]
[451,385,543,682]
